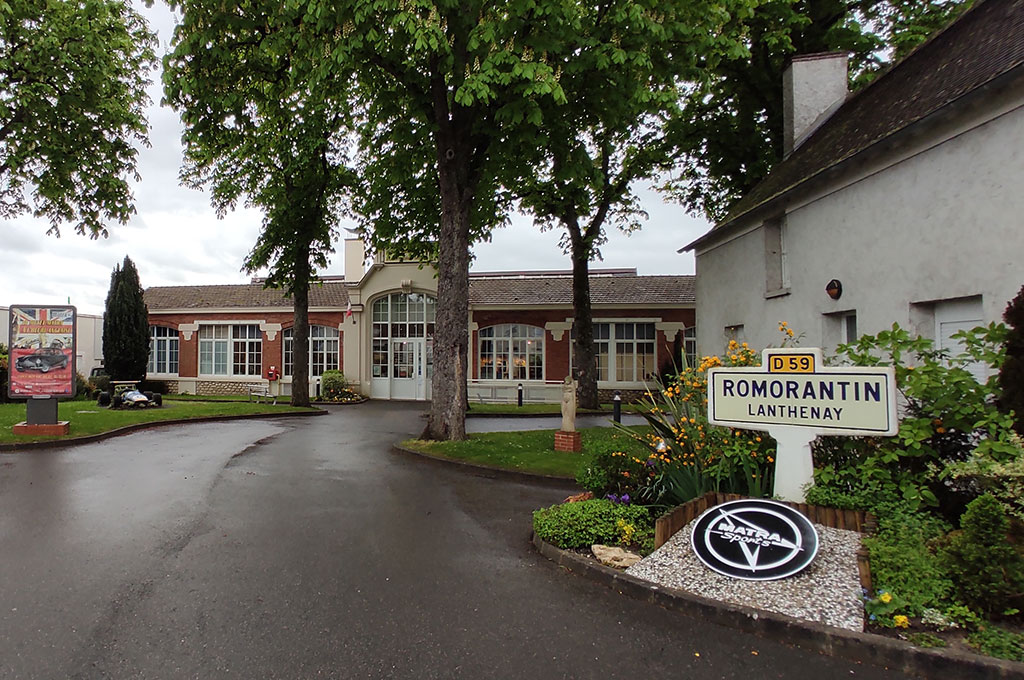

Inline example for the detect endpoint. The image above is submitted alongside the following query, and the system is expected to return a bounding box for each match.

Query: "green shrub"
[813,322,1014,515]
[574,438,650,499]
[862,502,953,618]
[941,494,1024,618]
[320,370,347,399]
[533,499,654,553]
[968,625,1024,662]
[74,372,92,399]
[92,374,111,396]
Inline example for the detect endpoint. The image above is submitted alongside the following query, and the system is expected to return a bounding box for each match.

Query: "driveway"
[0,402,903,678]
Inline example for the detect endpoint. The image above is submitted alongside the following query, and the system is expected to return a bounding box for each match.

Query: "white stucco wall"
[695,97,1024,357]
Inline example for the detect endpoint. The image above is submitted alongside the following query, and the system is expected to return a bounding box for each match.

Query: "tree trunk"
[570,232,600,410]
[291,255,311,408]
[426,130,471,440]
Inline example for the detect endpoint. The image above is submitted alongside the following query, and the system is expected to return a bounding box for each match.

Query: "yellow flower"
[879,592,892,604]
[893,615,909,628]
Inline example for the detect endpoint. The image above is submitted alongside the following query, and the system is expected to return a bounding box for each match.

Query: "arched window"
[370,292,436,378]
[478,324,544,380]
[283,325,340,377]
[147,326,179,375]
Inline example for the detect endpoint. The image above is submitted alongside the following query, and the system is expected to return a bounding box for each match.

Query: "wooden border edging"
[532,534,1024,679]
[655,492,876,548]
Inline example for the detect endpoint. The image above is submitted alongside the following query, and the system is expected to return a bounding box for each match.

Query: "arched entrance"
[369,292,435,400]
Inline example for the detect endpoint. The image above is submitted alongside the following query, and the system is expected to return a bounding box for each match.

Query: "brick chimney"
[783,52,849,156]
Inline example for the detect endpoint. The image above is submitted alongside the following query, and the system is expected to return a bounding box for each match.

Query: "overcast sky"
[2,2,710,317]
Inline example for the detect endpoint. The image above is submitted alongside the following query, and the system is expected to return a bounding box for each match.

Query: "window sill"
[765,288,791,300]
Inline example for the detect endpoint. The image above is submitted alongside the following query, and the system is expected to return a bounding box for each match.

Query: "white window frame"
[283,325,340,377]
[478,324,545,381]
[147,325,179,375]
[572,320,658,386]
[198,323,263,377]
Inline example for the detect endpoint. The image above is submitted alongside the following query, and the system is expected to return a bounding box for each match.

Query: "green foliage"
[164,0,361,407]
[610,344,775,507]
[812,322,1013,513]
[665,0,973,221]
[906,632,947,649]
[507,0,752,408]
[1000,285,1024,436]
[574,431,652,498]
[0,343,8,403]
[862,502,953,618]
[74,372,92,400]
[948,435,1024,525]
[319,370,347,399]
[941,494,1024,618]
[92,374,111,396]
[102,256,150,381]
[532,499,654,553]
[967,625,1024,662]
[0,0,156,237]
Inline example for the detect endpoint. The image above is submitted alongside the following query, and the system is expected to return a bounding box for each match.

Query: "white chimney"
[783,52,849,156]
[344,237,366,282]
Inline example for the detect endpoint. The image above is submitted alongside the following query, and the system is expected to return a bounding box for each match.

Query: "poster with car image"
[8,305,76,398]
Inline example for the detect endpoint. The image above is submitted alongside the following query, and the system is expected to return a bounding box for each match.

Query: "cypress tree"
[103,256,150,381]
[1000,285,1024,436]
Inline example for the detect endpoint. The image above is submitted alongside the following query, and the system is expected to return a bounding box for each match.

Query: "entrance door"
[390,339,426,400]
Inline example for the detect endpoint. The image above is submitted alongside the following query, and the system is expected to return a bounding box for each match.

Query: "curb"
[391,442,580,488]
[532,534,1024,679]
[0,408,326,452]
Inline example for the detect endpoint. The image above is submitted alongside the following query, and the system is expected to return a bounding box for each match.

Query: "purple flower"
[605,493,619,503]
[621,494,631,504]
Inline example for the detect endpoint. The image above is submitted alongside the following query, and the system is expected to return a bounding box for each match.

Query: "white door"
[390,339,427,400]
[935,298,985,382]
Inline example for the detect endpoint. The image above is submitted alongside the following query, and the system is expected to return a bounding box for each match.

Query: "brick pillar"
[554,430,582,452]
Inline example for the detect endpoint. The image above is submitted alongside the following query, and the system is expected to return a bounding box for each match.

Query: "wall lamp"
[825,279,843,300]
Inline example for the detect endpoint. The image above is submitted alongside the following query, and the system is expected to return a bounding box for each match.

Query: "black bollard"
[613,390,621,423]
[517,382,523,407]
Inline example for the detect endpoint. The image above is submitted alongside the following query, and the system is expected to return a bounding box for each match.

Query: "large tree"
[0,0,156,237]
[103,255,150,380]
[164,1,356,407]
[514,1,750,408]
[664,0,973,221]
[315,0,573,440]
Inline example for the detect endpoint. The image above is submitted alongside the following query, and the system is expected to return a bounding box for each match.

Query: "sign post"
[8,304,77,436]
[707,348,897,502]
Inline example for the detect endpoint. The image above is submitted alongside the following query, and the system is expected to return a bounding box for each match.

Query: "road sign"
[707,348,897,501]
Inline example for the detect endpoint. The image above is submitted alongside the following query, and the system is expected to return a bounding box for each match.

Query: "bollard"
[613,390,621,423]
[517,382,523,407]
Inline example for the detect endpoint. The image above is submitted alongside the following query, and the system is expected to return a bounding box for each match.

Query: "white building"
[683,0,1024,361]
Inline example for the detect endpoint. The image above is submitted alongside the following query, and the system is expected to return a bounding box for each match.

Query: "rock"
[591,544,642,569]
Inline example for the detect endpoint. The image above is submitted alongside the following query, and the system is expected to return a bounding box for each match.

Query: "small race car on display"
[96,381,162,408]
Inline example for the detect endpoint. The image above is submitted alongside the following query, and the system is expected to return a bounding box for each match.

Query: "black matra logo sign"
[690,500,819,580]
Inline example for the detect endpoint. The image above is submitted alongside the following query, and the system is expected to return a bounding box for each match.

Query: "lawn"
[466,401,647,416]
[401,425,649,477]
[0,398,317,445]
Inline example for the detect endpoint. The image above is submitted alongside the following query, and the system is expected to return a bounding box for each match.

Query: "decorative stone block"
[554,430,582,452]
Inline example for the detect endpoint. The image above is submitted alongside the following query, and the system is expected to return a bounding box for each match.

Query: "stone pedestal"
[13,421,70,436]
[554,430,582,452]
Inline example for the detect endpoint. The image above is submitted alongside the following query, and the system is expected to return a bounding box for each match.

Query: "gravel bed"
[626,521,865,632]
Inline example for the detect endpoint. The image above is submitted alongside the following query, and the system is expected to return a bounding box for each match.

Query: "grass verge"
[0,399,317,444]
[466,402,647,416]
[400,425,648,477]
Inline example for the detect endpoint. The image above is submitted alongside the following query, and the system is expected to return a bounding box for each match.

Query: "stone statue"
[560,375,578,432]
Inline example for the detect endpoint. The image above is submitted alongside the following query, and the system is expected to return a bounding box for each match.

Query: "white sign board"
[706,348,897,501]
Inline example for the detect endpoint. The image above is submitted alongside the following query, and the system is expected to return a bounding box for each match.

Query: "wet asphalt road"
[0,402,906,679]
